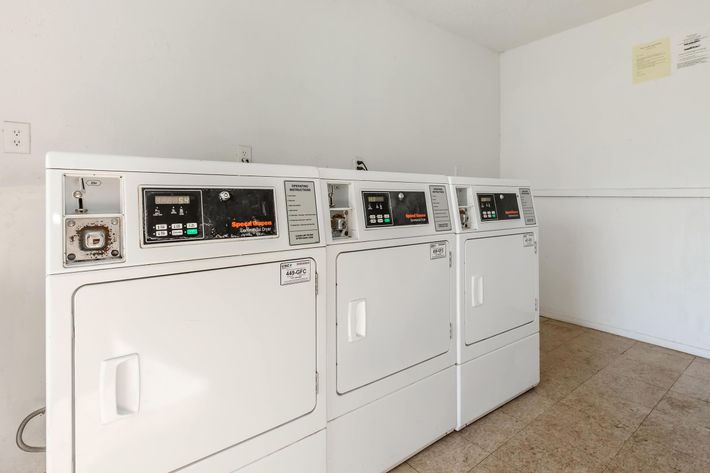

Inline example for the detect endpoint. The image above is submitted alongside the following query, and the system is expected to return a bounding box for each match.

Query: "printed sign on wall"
[677,32,709,70]
[632,37,671,84]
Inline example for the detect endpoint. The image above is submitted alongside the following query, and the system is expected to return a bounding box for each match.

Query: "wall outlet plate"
[2,121,31,154]
[352,158,368,171]
[238,145,252,163]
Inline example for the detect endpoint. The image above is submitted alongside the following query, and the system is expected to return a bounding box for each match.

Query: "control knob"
[219,191,231,202]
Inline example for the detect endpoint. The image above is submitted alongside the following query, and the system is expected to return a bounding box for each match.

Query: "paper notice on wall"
[632,37,671,84]
[677,32,709,69]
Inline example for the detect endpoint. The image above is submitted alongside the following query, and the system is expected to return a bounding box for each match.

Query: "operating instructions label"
[519,188,537,225]
[284,181,320,245]
[429,185,452,232]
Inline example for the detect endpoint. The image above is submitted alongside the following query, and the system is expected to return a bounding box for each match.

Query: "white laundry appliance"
[319,169,457,473]
[448,177,540,430]
[45,152,327,473]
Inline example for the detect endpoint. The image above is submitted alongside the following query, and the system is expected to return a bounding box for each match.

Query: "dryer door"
[73,260,318,473]
[464,234,538,345]
[336,243,452,394]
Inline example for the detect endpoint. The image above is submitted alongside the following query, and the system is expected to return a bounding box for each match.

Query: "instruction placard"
[429,185,452,232]
[284,181,320,246]
[519,188,536,226]
[677,32,709,69]
[633,37,671,84]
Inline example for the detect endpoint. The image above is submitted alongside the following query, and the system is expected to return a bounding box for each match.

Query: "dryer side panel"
[336,243,452,394]
[464,234,538,345]
[73,261,318,473]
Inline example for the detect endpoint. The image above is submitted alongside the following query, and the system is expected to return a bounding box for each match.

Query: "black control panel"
[143,188,277,244]
[477,193,521,222]
[143,189,205,243]
[363,191,429,228]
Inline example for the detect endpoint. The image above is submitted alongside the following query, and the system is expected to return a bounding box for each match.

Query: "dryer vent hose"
[16,407,46,453]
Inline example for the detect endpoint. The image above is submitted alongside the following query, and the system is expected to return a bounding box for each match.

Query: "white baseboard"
[543,312,710,360]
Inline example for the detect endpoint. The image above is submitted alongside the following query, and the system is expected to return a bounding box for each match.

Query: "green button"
[186,228,199,235]
[384,218,391,223]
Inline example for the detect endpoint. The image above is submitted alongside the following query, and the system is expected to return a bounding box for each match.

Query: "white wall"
[501,0,710,357]
[0,1,500,471]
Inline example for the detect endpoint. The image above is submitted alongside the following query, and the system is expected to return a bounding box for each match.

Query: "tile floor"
[389,317,710,473]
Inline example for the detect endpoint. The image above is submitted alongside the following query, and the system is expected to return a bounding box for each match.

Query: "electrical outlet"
[2,121,31,154]
[352,158,368,171]
[238,145,252,163]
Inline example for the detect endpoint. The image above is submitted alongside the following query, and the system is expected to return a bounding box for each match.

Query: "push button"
[155,224,168,230]
[171,223,183,230]
[172,230,184,236]
[186,229,198,236]
[156,230,168,237]
[186,222,198,229]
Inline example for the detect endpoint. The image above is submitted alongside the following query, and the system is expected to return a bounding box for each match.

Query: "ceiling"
[389,0,652,51]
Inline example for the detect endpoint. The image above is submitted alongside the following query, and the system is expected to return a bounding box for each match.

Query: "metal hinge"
[315,272,319,296]
[449,251,453,268]
[534,241,538,254]
[535,298,539,311]
[449,323,453,339]
[315,371,320,394]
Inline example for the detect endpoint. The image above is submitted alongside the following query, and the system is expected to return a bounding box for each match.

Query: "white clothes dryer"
[448,177,540,430]
[319,169,457,473]
[45,153,327,473]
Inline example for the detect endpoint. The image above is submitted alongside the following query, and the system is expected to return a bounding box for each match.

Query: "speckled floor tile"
[388,321,706,473]
[536,356,599,401]
[544,341,619,373]
[459,409,526,453]
[528,403,631,463]
[603,356,682,389]
[633,410,710,464]
[387,462,418,473]
[567,330,635,356]
[670,372,710,403]
[474,428,602,473]
[654,390,710,430]
[560,385,651,434]
[604,434,694,473]
[407,432,488,473]
[684,357,710,381]
[540,320,586,352]
[498,388,555,424]
[579,369,667,408]
[621,342,694,373]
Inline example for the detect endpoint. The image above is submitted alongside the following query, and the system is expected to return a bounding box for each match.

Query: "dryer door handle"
[347,299,367,342]
[471,275,484,307]
[100,353,141,424]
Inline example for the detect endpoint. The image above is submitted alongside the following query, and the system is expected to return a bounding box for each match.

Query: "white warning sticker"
[430,242,448,260]
[280,260,312,285]
[523,233,536,247]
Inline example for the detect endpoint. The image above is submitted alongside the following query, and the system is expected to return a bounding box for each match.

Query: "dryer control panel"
[477,193,520,222]
[362,191,429,228]
[143,187,277,244]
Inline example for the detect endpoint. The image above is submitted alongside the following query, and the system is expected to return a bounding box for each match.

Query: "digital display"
[480,196,492,203]
[155,195,191,205]
[367,196,385,203]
